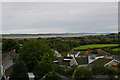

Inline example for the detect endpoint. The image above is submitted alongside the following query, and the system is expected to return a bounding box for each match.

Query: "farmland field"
[73,44,119,51]
[112,48,120,52]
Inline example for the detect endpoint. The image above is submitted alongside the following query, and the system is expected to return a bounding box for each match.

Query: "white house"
[67,51,80,57]
[70,56,88,67]
[104,59,120,67]
[1,55,14,79]
[88,54,104,63]
[54,50,61,57]
[90,58,120,67]
[28,72,35,80]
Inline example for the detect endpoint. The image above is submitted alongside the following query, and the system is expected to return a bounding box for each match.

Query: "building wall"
[70,58,78,66]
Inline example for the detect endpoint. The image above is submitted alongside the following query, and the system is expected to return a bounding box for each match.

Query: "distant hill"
[2,32,118,35]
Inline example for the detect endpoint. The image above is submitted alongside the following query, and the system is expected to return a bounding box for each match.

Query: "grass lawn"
[73,44,119,50]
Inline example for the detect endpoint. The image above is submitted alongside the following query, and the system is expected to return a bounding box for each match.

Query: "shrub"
[65,65,77,77]
[45,71,62,80]
[54,65,66,75]
[72,67,93,80]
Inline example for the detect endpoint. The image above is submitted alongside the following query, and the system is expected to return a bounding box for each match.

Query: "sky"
[2,2,118,34]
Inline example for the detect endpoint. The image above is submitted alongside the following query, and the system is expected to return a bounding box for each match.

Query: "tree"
[19,40,54,71]
[65,65,77,77]
[2,39,19,53]
[9,61,29,80]
[34,53,54,79]
[54,65,66,75]
[54,42,70,53]
[72,67,93,80]
[45,71,62,80]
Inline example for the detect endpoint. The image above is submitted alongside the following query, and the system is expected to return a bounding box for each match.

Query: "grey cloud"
[2,2,118,33]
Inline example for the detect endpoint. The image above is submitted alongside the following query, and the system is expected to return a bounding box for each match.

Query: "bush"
[54,65,66,75]
[72,67,93,80]
[45,71,62,80]
[65,65,77,77]
[104,66,117,75]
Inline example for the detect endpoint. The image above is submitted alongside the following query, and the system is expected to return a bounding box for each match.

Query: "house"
[1,52,19,79]
[90,58,120,67]
[88,54,104,63]
[70,56,88,67]
[63,57,72,62]
[67,51,80,57]
[53,57,63,64]
[1,55,13,79]
[54,50,61,57]
[28,72,35,80]
[111,55,120,61]
[87,48,114,64]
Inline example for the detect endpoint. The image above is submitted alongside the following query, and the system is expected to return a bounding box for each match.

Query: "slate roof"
[2,53,19,60]
[90,58,113,67]
[2,55,12,65]
[75,57,88,65]
[68,51,78,54]
[5,66,13,77]
[112,55,120,61]
[56,57,63,62]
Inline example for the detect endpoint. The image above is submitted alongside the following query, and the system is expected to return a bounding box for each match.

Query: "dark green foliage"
[118,64,120,78]
[65,65,77,77]
[91,66,106,75]
[66,41,80,49]
[9,61,29,80]
[118,64,120,69]
[34,53,54,78]
[45,71,62,80]
[19,40,54,71]
[54,42,70,53]
[54,65,66,75]
[34,63,53,79]
[104,66,117,75]
[92,66,118,75]
[72,67,93,80]
[2,39,19,53]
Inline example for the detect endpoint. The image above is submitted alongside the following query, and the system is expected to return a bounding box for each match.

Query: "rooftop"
[90,58,113,67]
[75,57,88,65]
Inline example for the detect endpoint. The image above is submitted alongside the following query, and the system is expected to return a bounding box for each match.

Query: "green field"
[112,48,120,52]
[73,44,119,50]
